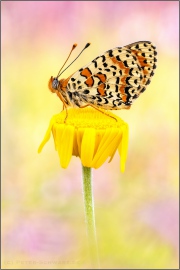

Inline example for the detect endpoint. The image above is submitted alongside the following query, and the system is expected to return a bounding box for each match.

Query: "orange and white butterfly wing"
[66,41,157,109]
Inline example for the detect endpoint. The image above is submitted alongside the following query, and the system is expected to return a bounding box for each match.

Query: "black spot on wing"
[104,98,108,104]
[129,68,134,76]
[133,94,138,99]
[97,96,102,102]
[115,85,118,92]
[83,89,90,94]
[116,77,120,84]
[145,79,151,85]
[150,70,154,76]
[124,86,132,94]
[105,69,111,72]
[123,60,128,67]
[101,55,106,62]
[107,92,113,98]
[92,60,97,68]
[112,100,117,107]
[110,65,117,70]
[108,50,113,57]
[125,77,131,85]
[68,92,73,100]
[140,87,146,93]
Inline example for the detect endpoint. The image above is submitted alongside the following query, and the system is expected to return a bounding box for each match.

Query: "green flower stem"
[82,165,100,268]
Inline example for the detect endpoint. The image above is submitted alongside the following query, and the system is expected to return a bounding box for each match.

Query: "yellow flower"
[38,107,128,172]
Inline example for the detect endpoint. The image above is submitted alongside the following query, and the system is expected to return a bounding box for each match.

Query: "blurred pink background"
[2,1,179,269]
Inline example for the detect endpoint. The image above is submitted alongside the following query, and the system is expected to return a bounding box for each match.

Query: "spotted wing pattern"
[66,41,157,110]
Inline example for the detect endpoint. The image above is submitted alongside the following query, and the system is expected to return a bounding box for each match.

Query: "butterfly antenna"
[56,43,77,78]
[57,42,91,78]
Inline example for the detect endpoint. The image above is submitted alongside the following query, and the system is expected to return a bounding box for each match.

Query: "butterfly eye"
[52,78,59,89]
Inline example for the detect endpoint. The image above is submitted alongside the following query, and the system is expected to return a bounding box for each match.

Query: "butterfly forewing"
[66,41,157,110]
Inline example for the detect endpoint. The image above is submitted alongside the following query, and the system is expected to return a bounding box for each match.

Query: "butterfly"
[48,41,157,117]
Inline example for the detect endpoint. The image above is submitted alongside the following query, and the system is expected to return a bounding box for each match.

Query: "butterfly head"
[48,76,59,93]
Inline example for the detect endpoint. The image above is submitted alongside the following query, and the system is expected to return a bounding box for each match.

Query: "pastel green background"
[2,1,179,269]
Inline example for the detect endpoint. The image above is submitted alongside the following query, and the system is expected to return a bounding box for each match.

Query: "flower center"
[55,107,126,129]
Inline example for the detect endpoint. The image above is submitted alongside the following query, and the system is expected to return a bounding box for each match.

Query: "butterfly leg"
[79,104,117,122]
[63,106,68,123]
[56,91,68,122]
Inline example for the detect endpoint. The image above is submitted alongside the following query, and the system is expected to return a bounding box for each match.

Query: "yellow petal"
[55,124,65,153]
[91,128,121,168]
[81,128,96,167]
[108,128,123,163]
[76,128,85,156]
[72,128,79,157]
[118,124,129,172]
[38,117,55,153]
[59,125,75,168]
